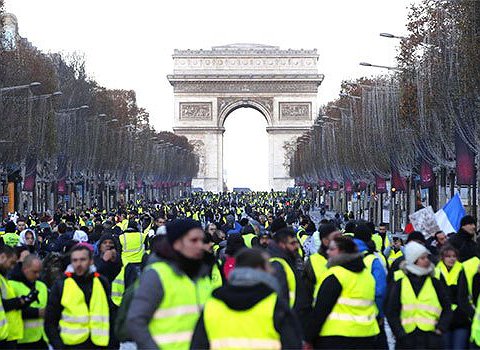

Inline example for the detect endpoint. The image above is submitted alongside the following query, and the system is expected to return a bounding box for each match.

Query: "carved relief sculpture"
[179,102,212,120]
[279,102,312,120]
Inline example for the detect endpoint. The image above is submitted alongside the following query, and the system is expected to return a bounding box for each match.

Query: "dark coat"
[448,229,479,262]
[267,241,311,335]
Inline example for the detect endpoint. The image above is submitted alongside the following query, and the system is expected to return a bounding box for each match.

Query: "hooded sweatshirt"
[190,267,303,349]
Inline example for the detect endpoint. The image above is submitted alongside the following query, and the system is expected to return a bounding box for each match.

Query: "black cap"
[406,231,426,244]
[318,223,337,240]
[166,218,202,244]
[460,215,476,227]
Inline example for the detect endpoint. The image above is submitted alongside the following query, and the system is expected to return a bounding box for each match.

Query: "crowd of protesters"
[0,191,479,349]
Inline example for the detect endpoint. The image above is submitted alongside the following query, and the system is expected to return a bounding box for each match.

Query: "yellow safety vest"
[269,257,296,308]
[119,231,146,264]
[9,279,48,344]
[59,273,110,346]
[211,264,223,289]
[111,265,126,306]
[0,295,7,341]
[203,293,281,350]
[2,232,19,247]
[400,276,441,333]
[388,249,404,267]
[309,253,328,302]
[436,260,462,310]
[372,234,383,252]
[462,256,480,298]
[242,234,256,248]
[0,274,23,341]
[471,290,480,346]
[148,261,212,350]
[319,265,379,337]
[436,261,463,287]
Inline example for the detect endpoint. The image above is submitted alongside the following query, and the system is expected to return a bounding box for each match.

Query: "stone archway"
[168,44,324,192]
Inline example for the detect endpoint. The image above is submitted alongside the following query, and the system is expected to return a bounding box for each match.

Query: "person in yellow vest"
[127,218,213,349]
[385,241,452,349]
[240,224,259,248]
[44,244,114,349]
[435,245,470,349]
[305,236,380,349]
[118,221,148,265]
[303,223,341,305]
[9,254,48,349]
[3,221,20,247]
[0,246,40,348]
[384,236,405,267]
[267,226,310,334]
[191,247,303,349]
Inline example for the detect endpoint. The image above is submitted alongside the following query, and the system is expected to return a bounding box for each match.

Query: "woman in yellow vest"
[191,248,302,349]
[435,245,470,349]
[305,236,380,349]
[385,241,452,349]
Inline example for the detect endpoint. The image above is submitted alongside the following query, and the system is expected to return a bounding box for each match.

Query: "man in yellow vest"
[0,246,40,348]
[118,221,147,265]
[305,236,380,349]
[9,254,48,349]
[267,226,310,334]
[45,245,114,349]
[191,248,303,349]
[304,223,341,304]
[127,218,213,349]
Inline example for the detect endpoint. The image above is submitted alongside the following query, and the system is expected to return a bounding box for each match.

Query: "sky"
[5,0,418,190]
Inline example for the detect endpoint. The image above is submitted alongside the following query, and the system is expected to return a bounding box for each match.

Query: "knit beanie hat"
[318,223,337,240]
[404,241,429,265]
[354,223,372,243]
[460,215,476,227]
[406,230,426,244]
[166,218,202,244]
[269,218,287,233]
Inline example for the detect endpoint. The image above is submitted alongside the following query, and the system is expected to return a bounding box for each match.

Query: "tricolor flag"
[434,194,466,234]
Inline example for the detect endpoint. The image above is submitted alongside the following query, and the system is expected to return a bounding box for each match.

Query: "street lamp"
[320,115,341,122]
[57,105,89,113]
[0,81,41,93]
[359,62,402,71]
[28,91,62,101]
[339,92,361,100]
[380,32,407,40]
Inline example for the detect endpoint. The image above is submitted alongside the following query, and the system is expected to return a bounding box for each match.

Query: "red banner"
[375,176,387,193]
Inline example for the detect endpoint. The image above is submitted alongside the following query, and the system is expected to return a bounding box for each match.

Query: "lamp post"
[0,82,41,93]
[359,62,403,71]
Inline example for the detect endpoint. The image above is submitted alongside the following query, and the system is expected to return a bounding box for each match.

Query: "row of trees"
[0,7,198,211]
[291,0,479,206]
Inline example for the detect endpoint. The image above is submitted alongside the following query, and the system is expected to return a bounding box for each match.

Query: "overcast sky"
[5,0,417,190]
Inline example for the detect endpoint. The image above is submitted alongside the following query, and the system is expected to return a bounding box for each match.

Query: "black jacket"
[267,241,310,335]
[449,229,479,262]
[44,272,116,349]
[190,270,302,349]
[385,269,452,340]
[303,245,328,306]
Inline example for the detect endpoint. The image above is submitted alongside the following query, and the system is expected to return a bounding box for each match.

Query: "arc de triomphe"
[168,44,324,192]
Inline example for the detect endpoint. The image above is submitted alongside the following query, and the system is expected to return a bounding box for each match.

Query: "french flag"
[435,194,466,234]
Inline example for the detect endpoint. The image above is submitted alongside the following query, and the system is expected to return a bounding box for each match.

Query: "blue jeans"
[443,328,469,350]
